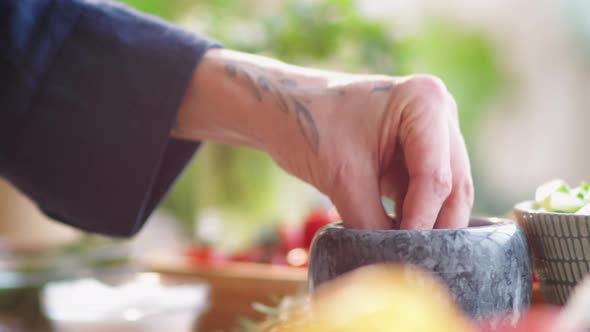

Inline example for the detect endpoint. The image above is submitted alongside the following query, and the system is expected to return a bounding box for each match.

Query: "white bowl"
[41,272,209,332]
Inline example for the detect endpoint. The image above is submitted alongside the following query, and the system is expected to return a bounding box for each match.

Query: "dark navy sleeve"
[0,0,221,236]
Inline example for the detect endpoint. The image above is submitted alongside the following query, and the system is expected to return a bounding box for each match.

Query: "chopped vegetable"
[576,204,590,215]
[545,192,587,213]
[535,180,569,208]
[534,180,590,214]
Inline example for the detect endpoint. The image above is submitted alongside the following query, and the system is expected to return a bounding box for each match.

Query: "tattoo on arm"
[224,64,237,77]
[225,63,262,100]
[242,72,262,101]
[279,78,297,87]
[371,82,394,93]
[273,89,290,113]
[293,100,320,155]
[258,75,289,113]
[257,76,271,91]
[223,61,336,155]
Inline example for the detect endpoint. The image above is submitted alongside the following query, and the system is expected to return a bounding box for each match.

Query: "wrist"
[173,49,279,152]
[174,48,336,159]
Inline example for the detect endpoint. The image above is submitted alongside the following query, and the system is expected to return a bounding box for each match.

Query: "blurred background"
[0,0,589,330]
[136,0,589,252]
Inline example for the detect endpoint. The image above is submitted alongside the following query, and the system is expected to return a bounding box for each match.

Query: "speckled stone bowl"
[308,217,532,321]
[515,201,590,305]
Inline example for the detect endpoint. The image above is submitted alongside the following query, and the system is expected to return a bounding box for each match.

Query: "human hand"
[175,49,473,230]
[296,74,474,230]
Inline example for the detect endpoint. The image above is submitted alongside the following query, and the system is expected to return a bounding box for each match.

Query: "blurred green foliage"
[119,0,192,21]
[209,0,396,72]
[119,0,505,247]
[393,19,502,141]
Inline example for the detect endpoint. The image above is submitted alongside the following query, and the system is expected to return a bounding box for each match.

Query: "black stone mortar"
[308,217,532,322]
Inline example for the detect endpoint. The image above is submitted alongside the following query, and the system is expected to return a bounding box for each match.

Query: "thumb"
[329,167,392,230]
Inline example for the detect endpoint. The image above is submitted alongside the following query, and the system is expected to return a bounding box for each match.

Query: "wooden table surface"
[153,260,308,331]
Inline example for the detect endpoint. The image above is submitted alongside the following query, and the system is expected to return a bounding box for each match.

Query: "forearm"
[172,49,473,230]
[173,49,392,157]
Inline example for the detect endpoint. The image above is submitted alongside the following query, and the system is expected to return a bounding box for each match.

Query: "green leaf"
[117,0,194,21]
[238,316,259,331]
[252,302,279,316]
[547,191,587,213]
[572,186,587,199]
[535,179,568,205]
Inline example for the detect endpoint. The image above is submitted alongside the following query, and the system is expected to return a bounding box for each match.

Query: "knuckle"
[404,75,456,117]
[449,177,475,208]
[431,168,453,199]
[407,74,448,100]
[329,161,353,193]
[461,178,475,207]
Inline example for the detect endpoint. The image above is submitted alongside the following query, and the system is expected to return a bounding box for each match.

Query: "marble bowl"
[308,217,532,321]
[515,201,590,305]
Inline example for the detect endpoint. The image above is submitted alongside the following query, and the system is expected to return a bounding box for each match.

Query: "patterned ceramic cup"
[514,201,590,305]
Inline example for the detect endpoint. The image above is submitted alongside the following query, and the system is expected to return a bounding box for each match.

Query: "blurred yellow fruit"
[278,264,474,332]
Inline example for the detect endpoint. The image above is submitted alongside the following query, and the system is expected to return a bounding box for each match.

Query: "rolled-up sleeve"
[0,0,221,236]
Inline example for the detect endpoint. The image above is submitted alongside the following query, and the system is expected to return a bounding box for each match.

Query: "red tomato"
[483,306,568,332]
[277,224,304,254]
[303,208,340,249]
[186,245,226,265]
[271,253,288,266]
[228,252,255,263]
[228,246,265,263]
